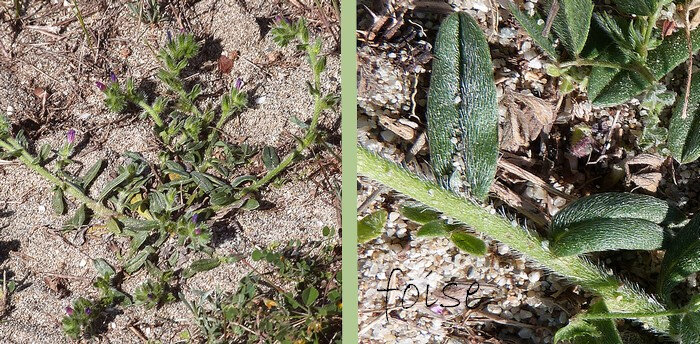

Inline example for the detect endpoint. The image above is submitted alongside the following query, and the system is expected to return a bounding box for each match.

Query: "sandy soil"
[0,0,340,342]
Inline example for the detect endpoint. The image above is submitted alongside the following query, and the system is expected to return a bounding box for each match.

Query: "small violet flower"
[65,306,74,316]
[166,31,172,43]
[85,307,92,315]
[96,81,106,92]
[110,71,117,83]
[66,129,76,144]
[194,228,202,235]
[234,78,243,90]
[191,214,198,223]
[274,15,285,25]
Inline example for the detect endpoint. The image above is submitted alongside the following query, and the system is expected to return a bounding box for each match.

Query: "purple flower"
[191,214,198,223]
[234,78,243,90]
[66,129,76,144]
[110,71,117,83]
[194,228,201,235]
[147,293,154,300]
[96,81,106,92]
[274,15,285,25]
[65,306,74,316]
[166,31,172,43]
[85,307,91,315]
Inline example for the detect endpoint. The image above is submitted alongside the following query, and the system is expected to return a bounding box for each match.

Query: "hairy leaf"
[550,0,594,57]
[81,159,105,190]
[611,0,658,16]
[551,192,684,232]
[668,74,700,163]
[590,28,700,106]
[427,12,499,200]
[550,218,667,256]
[658,216,700,303]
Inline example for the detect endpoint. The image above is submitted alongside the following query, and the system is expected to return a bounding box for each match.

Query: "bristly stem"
[357,146,671,334]
[239,24,330,196]
[0,137,116,218]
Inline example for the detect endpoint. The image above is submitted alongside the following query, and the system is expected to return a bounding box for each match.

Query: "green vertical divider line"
[341,0,358,342]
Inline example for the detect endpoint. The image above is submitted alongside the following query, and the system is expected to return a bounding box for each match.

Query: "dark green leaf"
[610,0,658,16]
[125,247,154,274]
[242,198,259,210]
[427,12,499,200]
[669,74,700,163]
[550,0,593,57]
[358,210,387,243]
[450,231,486,255]
[658,216,700,303]
[262,146,280,170]
[81,159,105,190]
[590,28,700,107]
[191,171,215,193]
[551,193,684,232]
[302,287,319,306]
[550,218,667,256]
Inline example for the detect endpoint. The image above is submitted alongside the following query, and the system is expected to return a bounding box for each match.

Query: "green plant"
[509,0,697,107]
[0,16,336,340]
[127,0,168,24]
[358,147,674,338]
[61,259,130,339]
[183,228,341,343]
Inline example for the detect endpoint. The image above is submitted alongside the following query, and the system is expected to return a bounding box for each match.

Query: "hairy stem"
[357,146,670,334]
[239,99,322,196]
[0,138,116,218]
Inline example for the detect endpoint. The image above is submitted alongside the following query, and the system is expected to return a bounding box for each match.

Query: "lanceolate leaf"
[658,216,700,303]
[550,193,683,256]
[590,28,700,107]
[508,2,559,59]
[551,193,684,231]
[427,12,499,200]
[550,0,594,57]
[550,218,667,256]
[81,159,105,190]
[611,0,658,16]
[668,75,700,164]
